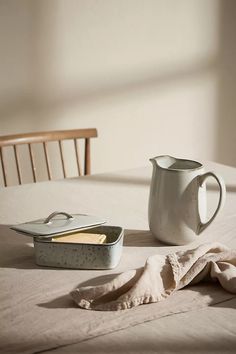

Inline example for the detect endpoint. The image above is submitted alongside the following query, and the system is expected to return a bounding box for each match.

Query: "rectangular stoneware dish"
[11,211,124,269]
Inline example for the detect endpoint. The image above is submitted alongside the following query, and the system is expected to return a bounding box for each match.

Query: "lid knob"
[44,211,74,224]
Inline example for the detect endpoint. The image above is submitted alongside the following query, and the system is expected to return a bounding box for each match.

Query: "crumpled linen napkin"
[70,242,236,311]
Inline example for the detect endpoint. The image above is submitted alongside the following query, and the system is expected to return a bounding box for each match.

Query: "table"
[1,161,236,354]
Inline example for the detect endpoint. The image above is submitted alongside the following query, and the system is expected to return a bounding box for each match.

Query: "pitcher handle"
[198,172,226,234]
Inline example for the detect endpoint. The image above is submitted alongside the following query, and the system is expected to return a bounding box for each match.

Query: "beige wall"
[0,0,236,183]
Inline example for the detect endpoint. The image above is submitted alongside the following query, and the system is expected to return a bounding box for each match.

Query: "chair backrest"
[0,128,97,187]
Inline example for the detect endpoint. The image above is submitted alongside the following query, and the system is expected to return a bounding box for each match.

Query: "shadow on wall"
[0,59,217,121]
[0,0,236,168]
[0,0,218,126]
[217,0,236,167]
[0,1,219,123]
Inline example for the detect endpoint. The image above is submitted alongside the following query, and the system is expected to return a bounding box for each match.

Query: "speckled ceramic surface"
[11,212,124,269]
[149,155,226,245]
[34,225,124,269]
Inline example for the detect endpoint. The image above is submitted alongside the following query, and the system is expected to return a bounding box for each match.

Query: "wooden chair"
[0,128,97,187]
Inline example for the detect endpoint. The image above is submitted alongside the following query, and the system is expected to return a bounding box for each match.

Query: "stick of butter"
[52,232,107,244]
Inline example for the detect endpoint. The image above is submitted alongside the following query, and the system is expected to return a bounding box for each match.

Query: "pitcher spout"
[150,155,204,171]
[149,155,177,169]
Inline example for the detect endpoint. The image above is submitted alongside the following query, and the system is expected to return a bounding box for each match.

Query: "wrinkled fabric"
[71,243,236,310]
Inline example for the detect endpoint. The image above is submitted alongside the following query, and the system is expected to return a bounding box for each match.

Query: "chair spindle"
[13,145,22,185]
[0,147,7,187]
[28,144,37,182]
[43,142,52,180]
[84,138,91,175]
[59,140,66,178]
[74,139,81,176]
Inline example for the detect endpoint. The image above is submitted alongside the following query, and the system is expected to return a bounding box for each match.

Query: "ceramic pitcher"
[148,155,226,245]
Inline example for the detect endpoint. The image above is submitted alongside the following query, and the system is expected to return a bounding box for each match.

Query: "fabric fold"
[70,242,236,311]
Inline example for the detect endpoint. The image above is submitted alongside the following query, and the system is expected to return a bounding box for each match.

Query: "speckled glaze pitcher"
[148,156,226,245]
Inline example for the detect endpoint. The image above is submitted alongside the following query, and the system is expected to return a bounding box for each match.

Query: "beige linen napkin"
[71,242,236,311]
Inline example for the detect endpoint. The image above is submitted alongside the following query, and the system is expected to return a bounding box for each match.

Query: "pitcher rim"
[150,155,203,172]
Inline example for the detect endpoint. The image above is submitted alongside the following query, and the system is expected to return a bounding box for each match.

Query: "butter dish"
[11,211,124,269]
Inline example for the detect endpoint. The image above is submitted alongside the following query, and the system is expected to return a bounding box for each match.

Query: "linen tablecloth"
[1,161,236,354]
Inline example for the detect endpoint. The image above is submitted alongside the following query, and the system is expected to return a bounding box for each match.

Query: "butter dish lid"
[11,211,106,238]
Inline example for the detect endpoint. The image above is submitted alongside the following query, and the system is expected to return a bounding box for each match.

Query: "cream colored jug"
[148,156,226,245]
